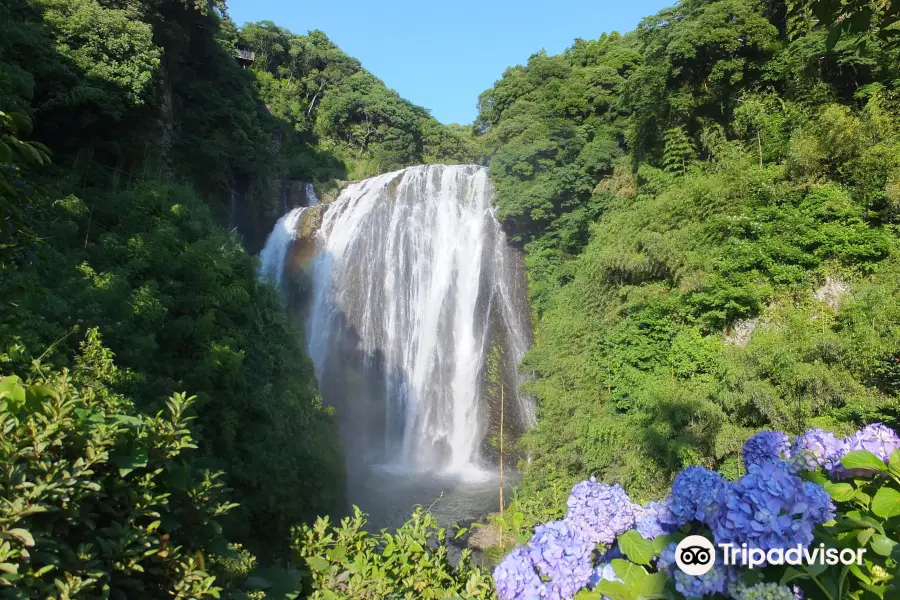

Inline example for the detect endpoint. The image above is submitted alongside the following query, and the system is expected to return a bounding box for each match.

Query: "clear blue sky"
[226,0,675,125]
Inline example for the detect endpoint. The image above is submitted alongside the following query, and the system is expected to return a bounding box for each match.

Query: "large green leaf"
[617,530,657,566]
[841,450,888,473]
[824,482,856,502]
[871,487,900,519]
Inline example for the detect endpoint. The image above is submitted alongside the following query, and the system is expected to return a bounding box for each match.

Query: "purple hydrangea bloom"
[565,478,636,546]
[844,423,900,462]
[526,520,594,598]
[632,501,674,540]
[658,542,734,598]
[791,428,845,472]
[492,546,545,600]
[707,461,832,558]
[588,562,620,590]
[661,466,728,527]
[743,431,792,469]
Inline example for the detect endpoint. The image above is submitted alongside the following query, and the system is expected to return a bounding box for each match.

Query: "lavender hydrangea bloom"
[844,423,900,462]
[743,431,792,469]
[707,461,831,557]
[661,466,728,527]
[632,501,674,540]
[493,546,545,600]
[658,543,734,598]
[791,428,845,472]
[526,520,595,599]
[565,478,636,546]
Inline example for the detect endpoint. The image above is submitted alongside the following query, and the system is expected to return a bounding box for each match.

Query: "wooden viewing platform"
[235,48,255,67]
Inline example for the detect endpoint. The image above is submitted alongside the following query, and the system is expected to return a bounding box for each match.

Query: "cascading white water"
[257,184,320,287]
[258,208,305,286]
[306,164,533,476]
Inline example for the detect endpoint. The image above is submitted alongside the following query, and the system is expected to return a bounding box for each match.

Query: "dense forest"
[476,0,900,515]
[1,0,899,597]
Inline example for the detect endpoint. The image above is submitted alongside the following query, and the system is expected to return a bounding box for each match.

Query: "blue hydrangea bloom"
[743,431,792,469]
[632,501,674,540]
[661,466,728,527]
[526,520,594,599]
[707,461,832,557]
[802,480,836,523]
[791,428,845,472]
[844,423,900,462]
[565,478,636,546]
[492,546,545,600]
[658,542,734,598]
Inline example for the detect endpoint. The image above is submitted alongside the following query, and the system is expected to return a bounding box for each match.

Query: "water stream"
[258,165,532,530]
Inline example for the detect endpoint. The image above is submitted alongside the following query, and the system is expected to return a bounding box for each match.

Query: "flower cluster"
[844,423,900,462]
[658,542,734,598]
[526,520,594,599]
[742,431,792,469]
[729,581,803,600]
[493,546,545,600]
[492,423,896,600]
[790,428,844,472]
[565,478,635,546]
[707,460,834,555]
[632,500,674,540]
[662,466,728,526]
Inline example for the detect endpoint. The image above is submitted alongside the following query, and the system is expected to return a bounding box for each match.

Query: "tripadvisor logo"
[674,535,867,574]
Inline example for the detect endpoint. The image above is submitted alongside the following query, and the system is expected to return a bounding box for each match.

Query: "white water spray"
[257,184,320,288]
[306,165,533,475]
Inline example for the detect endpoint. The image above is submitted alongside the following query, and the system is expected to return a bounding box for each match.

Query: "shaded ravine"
[259,165,533,530]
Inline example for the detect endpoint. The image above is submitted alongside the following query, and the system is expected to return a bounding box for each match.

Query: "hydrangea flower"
[743,431,792,469]
[844,423,900,463]
[707,461,833,558]
[565,478,636,546]
[658,542,734,598]
[493,546,545,600]
[526,520,594,599]
[661,466,728,527]
[791,428,845,472]
[632,500,674,540]
[729,581,802,600]
[802,481,836,523]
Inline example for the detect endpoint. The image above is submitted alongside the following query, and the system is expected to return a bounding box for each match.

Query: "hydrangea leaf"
[594,579,635,600]
[617,530,656,566]
[841,450,888,473]
[870,487,900,519]
[869,533,897,557]
[889,450,900,479]
[824,481,856,502]
[611,558,645,588]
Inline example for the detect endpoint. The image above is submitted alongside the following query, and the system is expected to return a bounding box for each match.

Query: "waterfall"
[257,184,320,287]
[306,164,533,476]
[258,208,305,286]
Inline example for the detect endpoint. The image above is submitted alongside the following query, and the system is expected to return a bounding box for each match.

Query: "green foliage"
[476,0,900,509]
[294,506,495,599]
[1,180,345,560]
[0,339,232,599]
